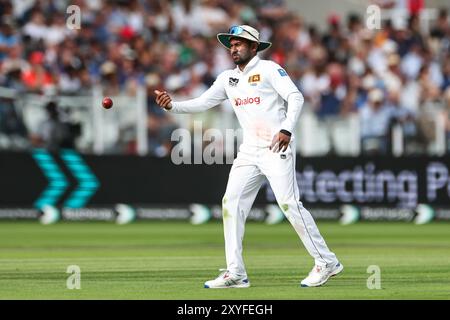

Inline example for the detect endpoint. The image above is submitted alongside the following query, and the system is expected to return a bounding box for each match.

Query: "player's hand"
[270,131,291,153]
[154,90,173,110]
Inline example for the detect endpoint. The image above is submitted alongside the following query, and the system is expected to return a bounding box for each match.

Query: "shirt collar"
[235,55,260,74]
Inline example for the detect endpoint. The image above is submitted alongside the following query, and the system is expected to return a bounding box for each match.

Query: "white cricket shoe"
[204,269,250,289]
[300,262,344,287]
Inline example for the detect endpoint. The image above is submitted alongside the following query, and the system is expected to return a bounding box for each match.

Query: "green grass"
[0,221,449,299]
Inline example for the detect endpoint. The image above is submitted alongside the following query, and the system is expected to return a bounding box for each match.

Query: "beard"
[232,52,252,65]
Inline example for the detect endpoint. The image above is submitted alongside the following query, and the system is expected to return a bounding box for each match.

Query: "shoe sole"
[301,263,344,288]
[204,282,250,289]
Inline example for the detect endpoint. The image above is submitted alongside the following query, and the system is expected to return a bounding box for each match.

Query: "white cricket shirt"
[169,55,304,148]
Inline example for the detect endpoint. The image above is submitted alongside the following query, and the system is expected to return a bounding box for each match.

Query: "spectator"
[30,101,78,152]
[322,14,344,62]
[400,42,423,80]
[301,61,329,109]
[0,20,19,62]
[99,60,120,96]
[442,58,450,91]
[317,63,346,119]
[22,10,47,42]
[59,65,82,95]
[359,89,395,155]
[0,97,28,145]
[0,44,28,91]
[21,51,54,94]
[442,88,450,152]
[430,8,449,40]
[252,0,288,23]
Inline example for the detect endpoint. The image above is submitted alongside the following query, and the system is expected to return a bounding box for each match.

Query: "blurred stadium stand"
[0,0,449,157]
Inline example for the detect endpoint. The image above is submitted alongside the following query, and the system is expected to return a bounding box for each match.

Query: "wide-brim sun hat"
[368,89,384,103]
[217,25,272,52]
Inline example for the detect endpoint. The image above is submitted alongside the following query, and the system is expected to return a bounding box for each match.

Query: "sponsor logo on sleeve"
[277,68,288,77]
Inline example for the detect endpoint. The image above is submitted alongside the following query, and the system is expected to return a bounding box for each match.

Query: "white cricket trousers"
[222,143,338,276]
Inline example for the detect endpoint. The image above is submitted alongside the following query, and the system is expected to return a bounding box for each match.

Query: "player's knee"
[222,194,239,206]
[222,195,238,219]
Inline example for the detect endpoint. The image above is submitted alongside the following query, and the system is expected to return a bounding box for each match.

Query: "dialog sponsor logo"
[235,97,261,106]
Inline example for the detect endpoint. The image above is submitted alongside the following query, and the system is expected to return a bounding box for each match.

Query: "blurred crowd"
[0,0,449,155]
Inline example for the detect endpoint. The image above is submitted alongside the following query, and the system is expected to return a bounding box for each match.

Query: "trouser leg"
[222,153,264,276]
[261,144,338,267]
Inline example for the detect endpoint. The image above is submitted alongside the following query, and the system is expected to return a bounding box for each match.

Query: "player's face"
[229,38,255,66]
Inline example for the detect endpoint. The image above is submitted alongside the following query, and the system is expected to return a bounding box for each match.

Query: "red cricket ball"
[102,97,113,109]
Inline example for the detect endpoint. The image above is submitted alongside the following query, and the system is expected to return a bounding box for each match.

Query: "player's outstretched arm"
[154,72,228,114]
[154,90,173,110]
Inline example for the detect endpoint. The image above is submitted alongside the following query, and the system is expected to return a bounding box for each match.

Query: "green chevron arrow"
[60,149,100,208]
[32,149,69,209]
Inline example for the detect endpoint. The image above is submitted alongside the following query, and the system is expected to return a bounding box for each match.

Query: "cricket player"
[154,25,343,288]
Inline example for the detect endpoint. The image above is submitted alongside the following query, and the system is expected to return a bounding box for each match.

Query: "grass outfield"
[0,221,449,300]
